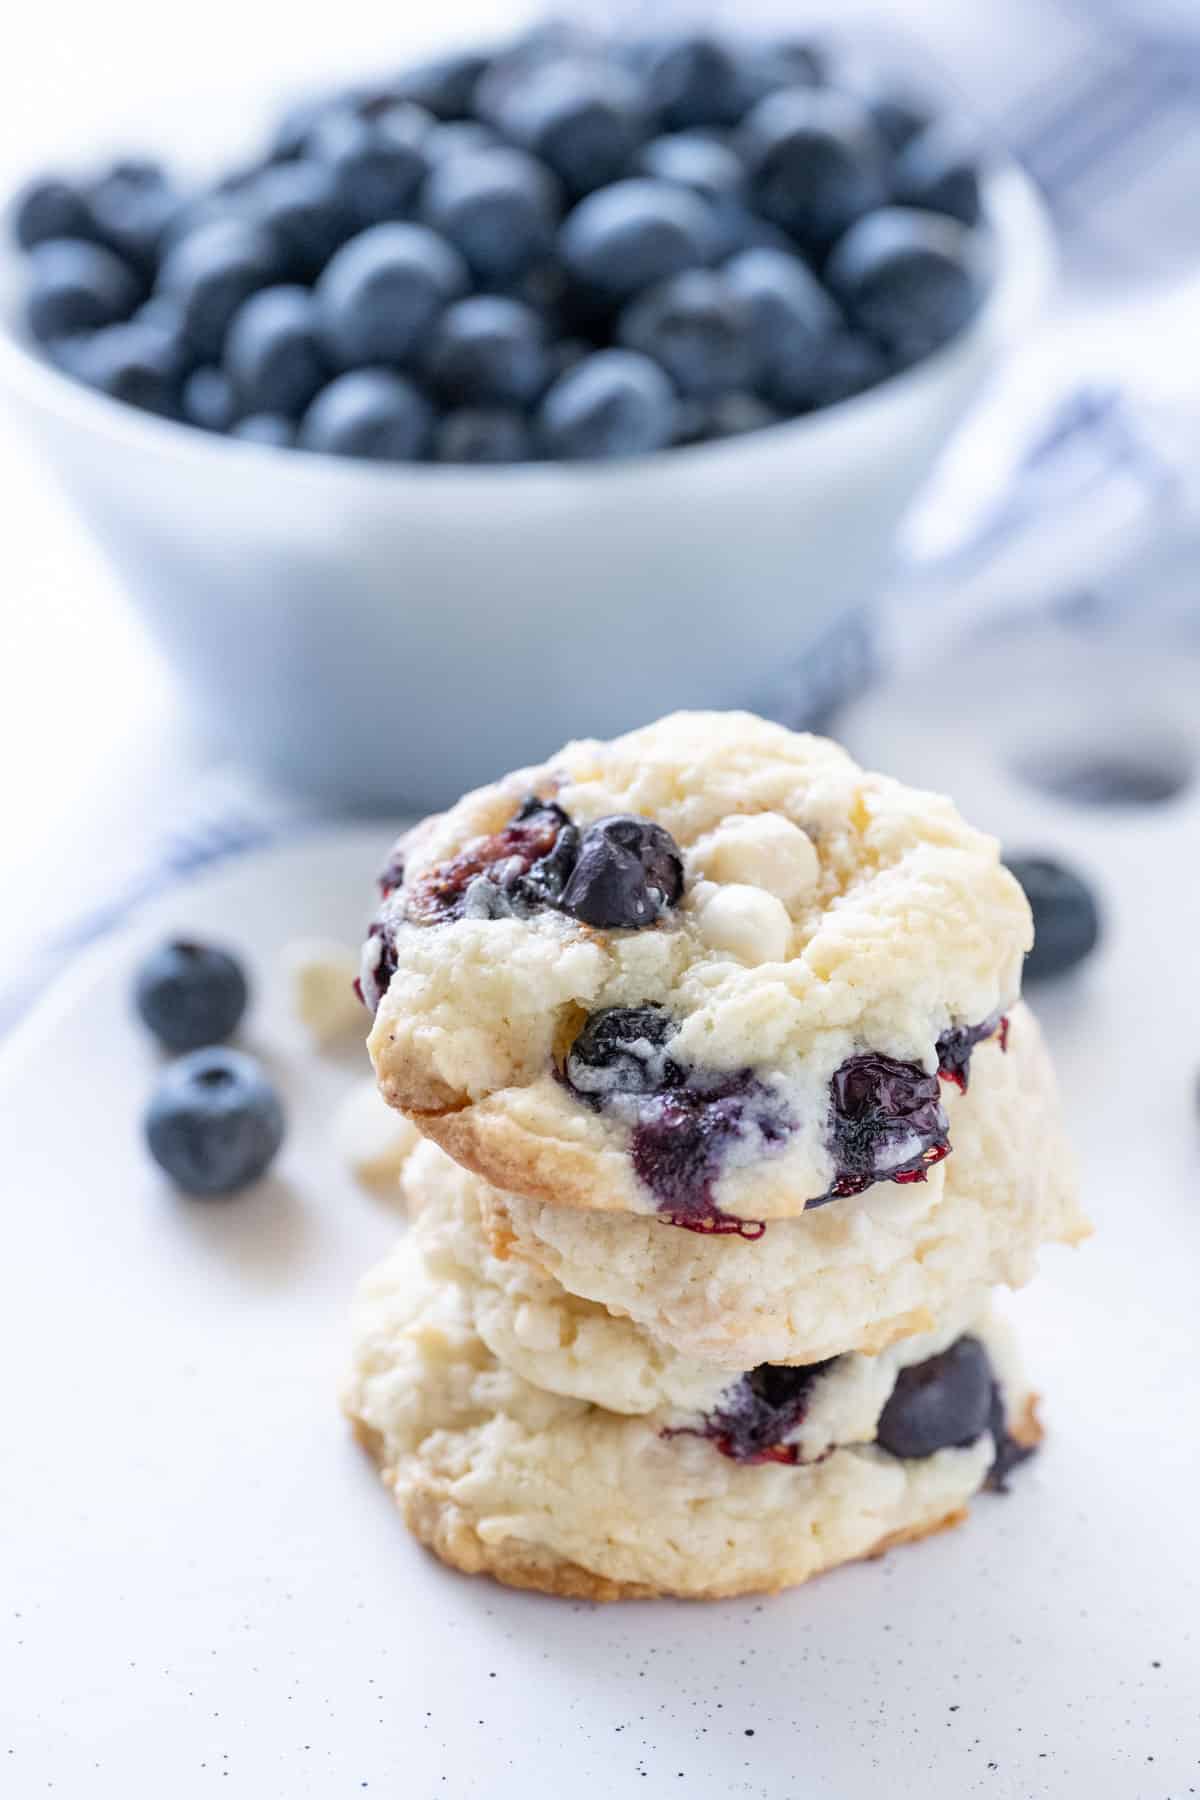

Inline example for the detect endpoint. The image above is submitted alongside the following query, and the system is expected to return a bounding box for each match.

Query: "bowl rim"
[0,163,1053,487]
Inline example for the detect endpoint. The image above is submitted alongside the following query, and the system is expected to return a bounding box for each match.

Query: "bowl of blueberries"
[0,23,1051,810]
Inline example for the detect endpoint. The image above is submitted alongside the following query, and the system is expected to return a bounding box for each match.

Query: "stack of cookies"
[345,713,1088,1600]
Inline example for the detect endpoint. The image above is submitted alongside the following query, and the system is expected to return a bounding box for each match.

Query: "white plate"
[2,822,1197,1798]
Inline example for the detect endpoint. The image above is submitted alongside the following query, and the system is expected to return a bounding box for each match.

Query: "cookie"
[406,1004,1087,1365]
[362,712,1031,1225]
[345,1233,1039,1601]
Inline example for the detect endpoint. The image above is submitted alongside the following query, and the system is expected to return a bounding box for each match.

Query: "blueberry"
[705,201,795,261]
[559,179,718,302]
[697,1359,833,1463]
[421,147,560,282]
[559,814,684,928]
[843,75,934,153]
[86,159,180,274]
[135,939,249,1051]
[424,121,502,164]
[314,222,468,368]
[182,364,238,431]
[538,349,676,462]
[797,329,890,410]
[823,1052,949,1201]
[224,285,329,417]
[723,247,840,407]
[144,1047,284,1196]
[434,407,533,464]
[638,34,748,130]
[635,132,745,204]
[986,1383,1036,1491]
[742,36,827,101]
[740,87,888,248]
[565,1005,681,1099]
[935,1011,1006,1093]
[618,269,755,398]
[306,103,433,228]
[69,319,182,417]
[1004,856,1101,981]
[483,56,646,196]
[675,390,779,443]
[156,219,279,359]
[389,50,490,120]
[25,239,141,343]
[406,796,577,925]
[876,1336,993,1459]
[12,175,93,249]
[631,1071,790,1232]
[231,412,296,446]
[248,160,350,280]
[825,206,987,363]
[299,368,432,461]
[424,296,548,406]
[892,118,985,227]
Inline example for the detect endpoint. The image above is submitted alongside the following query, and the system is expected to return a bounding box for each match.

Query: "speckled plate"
[1,809,1197,1799]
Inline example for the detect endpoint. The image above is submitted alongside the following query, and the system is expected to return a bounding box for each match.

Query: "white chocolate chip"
[694,882,792,965]
[286,939,365,1046]
[689,813,819,909]
[334,1078,420,1194]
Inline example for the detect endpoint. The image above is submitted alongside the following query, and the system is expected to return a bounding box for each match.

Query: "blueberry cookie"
[345,1229,1038,1601]
[363,712,1032,1226]
[404,1004,1086,1366]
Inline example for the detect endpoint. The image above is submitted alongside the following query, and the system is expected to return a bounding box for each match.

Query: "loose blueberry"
[248,160,350,281]
[795,328,890,410]
[224,285,329,417]
[565,1005,682,1099]
[823,1052,950,1202]
[635,132,745,204]
[559,178,718,303]
[12,175,94,250]
[688,1359,834,1464]
[674,389,779,443]
[299,368,432,461]
[421,147,560,282]
[538,349,676,461]
[182,364,238,431]
[423,296,548,406]
[406,796,577,925]
[705,201,795,260]
[156,219,279,359]
[847,76,934,153]
[723,246,840,409]
[485,56,646,196]
[135,939,249,1051]
[423,121,502,164]
[639,34,749,130]
[559,814,684,929]
[892,118,985,228]
[618,268,756,398]
[86,159,180,274]
[69,319,182,417]
[314,222,468,368]
[435,407,533,464]
[306,103,433,229]
[231,412,296,446]
[825,206,986,364]
[144,1047,285,1196]
[743,36,827,102]
[1004,856,1102,981]
[26,238,141,343]
[740,87,888,248]
[389,50,490,120]
[875,1335,993,1459]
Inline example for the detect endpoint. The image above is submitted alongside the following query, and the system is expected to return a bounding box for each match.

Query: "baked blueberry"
[135,939,249,1051]
[892,118,984,228]
[69,319,182,417]
[631,1071,789,1234]
[421,146,560,282]
[26,238,141,343]
[936,1012,1007,1092]
[635,132,745,204]
[559,179,718,303]
[638,34,749,130]
[314,222,468,368]
[247,160,350,281]
[723,246,840,408]
[299,368,432,460]
[565,1005,682,1099]
[389,49,490,120]
[1004,856,1101,981]
[181,364,238,431]
[538,349,676,460]
[144,1047,284,1196]
[985,1382,1036,1491]
[406,796,577,925]
[618,268,756,398]
[224,285,329,417]
[156,219,279,359]
[559,814,685,929]
[435,407,533,464]
[306,103,433,228]
[740,87,887,248]
[231,412,296,446]
[875,1335,993,1459]
[485,56,646,196]
[12,175,94,250]
[825,206,986,363]
[823,1051,949,1201]
[694,1359,833,1463]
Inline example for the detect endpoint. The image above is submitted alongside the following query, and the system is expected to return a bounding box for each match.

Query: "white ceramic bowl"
[0,166,1051,810]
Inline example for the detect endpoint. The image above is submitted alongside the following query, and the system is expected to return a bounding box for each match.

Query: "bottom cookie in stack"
[344,1148,1040,1602]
